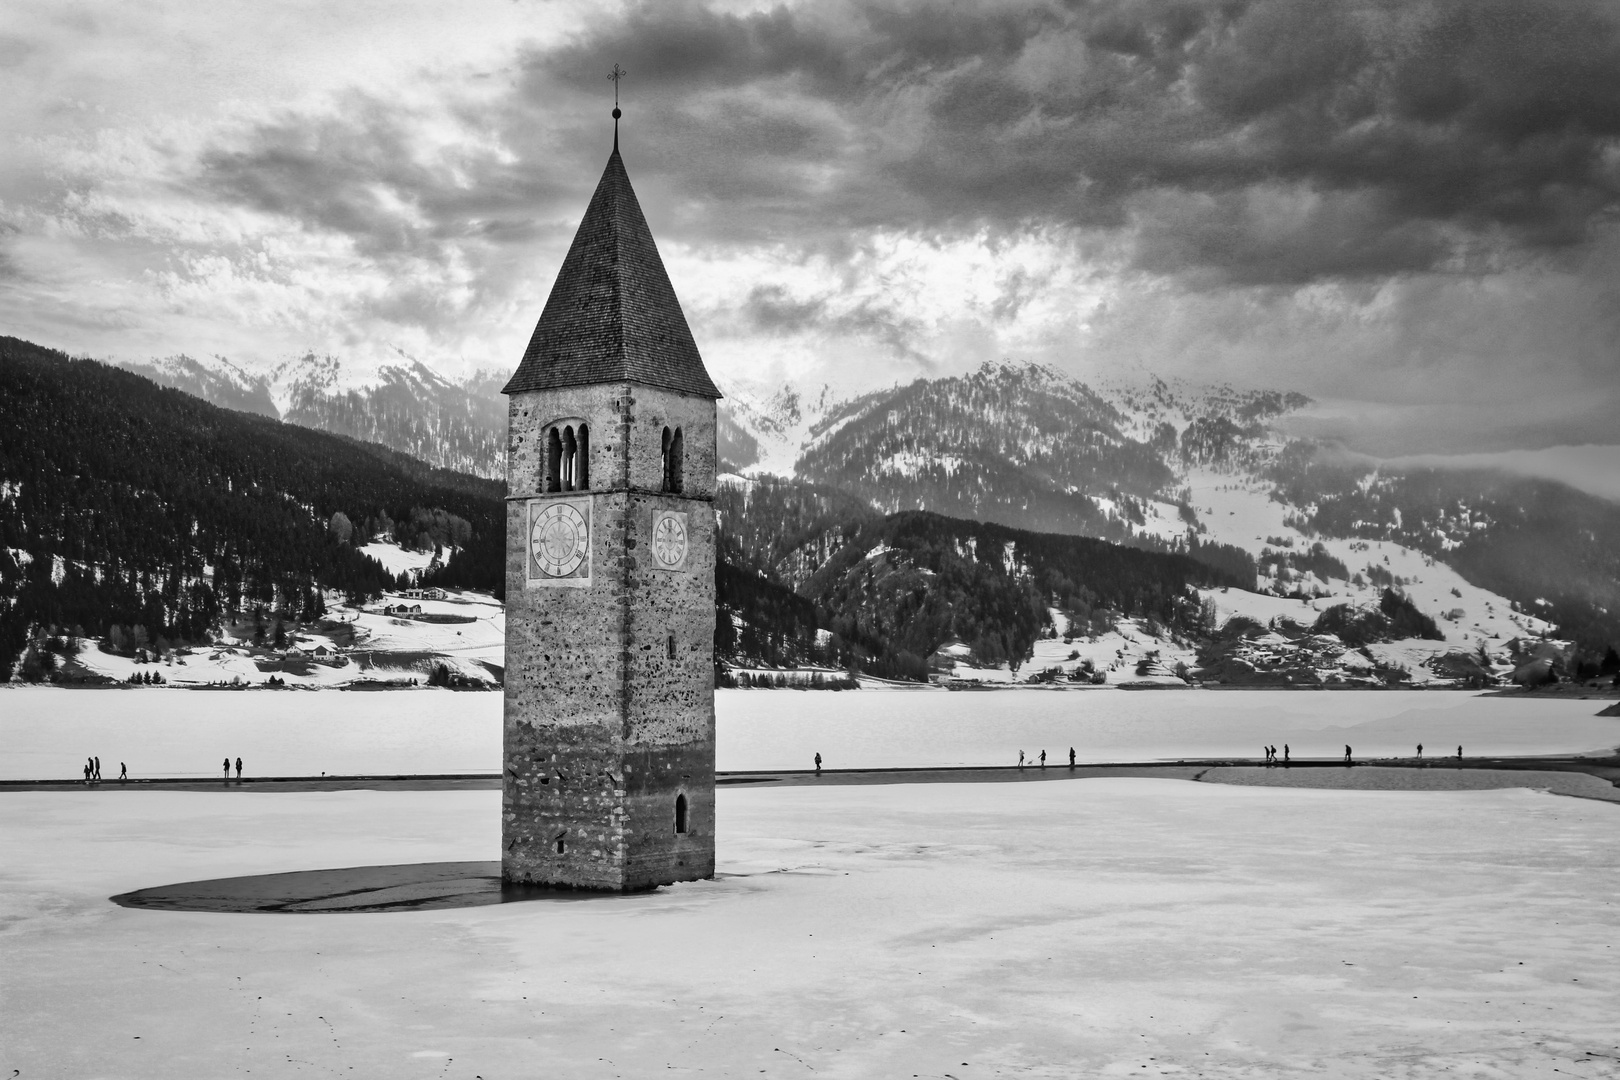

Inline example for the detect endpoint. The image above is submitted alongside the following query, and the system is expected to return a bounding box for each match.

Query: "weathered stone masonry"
[500,137,720,891]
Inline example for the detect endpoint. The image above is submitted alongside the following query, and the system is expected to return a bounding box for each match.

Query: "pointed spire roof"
[502,146,720,399]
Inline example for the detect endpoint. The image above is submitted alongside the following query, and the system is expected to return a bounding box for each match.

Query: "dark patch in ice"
[110,861,636,913]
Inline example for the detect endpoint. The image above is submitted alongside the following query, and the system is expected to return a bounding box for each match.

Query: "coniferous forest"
[0,337,504,677]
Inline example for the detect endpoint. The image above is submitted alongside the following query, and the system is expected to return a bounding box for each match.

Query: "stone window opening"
[576,423,589,489]
[544,421,590,493]
[555,834,566,855]
[546,428,563,493]
[561,426,578,490]
[661,426,684,493]
[675,793,688,834]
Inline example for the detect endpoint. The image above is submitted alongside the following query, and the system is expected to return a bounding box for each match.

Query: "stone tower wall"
[503,382,716,890]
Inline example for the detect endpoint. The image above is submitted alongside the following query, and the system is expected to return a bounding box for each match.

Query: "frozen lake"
[4,781,1618,1075]
[3,686,1618,780]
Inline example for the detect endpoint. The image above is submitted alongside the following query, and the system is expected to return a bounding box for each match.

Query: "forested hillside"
[1269,446,1620,649]
[0,337,504,676]
[715,476,1251,679]
[15,332,1613,686]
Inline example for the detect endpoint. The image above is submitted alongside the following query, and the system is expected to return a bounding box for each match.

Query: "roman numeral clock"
[529,500,591,581]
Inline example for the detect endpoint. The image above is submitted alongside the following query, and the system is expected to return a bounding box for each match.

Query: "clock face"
[653,512,688,570]
[530,502,589,578]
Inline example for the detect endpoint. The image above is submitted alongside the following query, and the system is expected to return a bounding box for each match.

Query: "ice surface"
[2,781,1617,1076]
[4,687,1618,780]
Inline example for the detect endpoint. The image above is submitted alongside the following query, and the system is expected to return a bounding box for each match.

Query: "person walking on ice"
[1039,750,1046,769]
[1416,743,1423,760]
[118,762,127,783]
[223,757,231,782]
[1068,747,1076,769]
[814,752,822,776]
[1017,750,1025,770]
[235,757,243,780]
[1344,744,1353,766]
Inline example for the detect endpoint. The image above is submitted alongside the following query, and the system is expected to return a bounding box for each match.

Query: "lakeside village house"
[400,588,446,601]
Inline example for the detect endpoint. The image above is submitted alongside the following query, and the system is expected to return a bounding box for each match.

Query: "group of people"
[1257,744,1466,767]
[812,742,1472,777]
[79,757,249,783]
[1015,748,1078,769]
[81,756,127,784]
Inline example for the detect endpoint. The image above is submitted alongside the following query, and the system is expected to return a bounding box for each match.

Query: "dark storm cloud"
[741,283,932,363]
[521,0,1620,282]
[195,92,577,263]
[177,0,1620,309]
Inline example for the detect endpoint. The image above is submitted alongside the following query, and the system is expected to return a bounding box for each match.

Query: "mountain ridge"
[80,343,1620,661]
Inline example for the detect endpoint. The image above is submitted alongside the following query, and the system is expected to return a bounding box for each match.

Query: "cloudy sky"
[3,0,1618,458]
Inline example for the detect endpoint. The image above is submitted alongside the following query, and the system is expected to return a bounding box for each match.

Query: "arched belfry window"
[576,423,589,490]
[543,421,588,494]
[662,427,684,494]
[670,429,684,493]
[546,428,562,493]
[561,426,578,490]
[675,793,688,834]
[660,427,672,492]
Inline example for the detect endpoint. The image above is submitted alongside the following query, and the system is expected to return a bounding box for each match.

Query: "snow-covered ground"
[3,781,1616,1076]
[345,590,505,676]
[356,540,440,579]
[951,613,1197,685]
[66,589,504,689]
[1185,467,1556,649]
[5,687,1617,780]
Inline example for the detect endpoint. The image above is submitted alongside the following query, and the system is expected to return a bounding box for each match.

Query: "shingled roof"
[501,146,721,400]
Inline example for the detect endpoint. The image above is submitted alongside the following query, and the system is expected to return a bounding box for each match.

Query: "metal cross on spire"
[607,64,626,149]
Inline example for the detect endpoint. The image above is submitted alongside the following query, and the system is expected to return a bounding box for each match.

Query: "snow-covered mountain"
[715,361,1616,676]
[117,352,508,478]
[118,354,280,419]
[112,347,1620,672]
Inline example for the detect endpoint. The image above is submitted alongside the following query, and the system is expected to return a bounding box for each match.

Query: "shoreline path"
[7,752,1619,802]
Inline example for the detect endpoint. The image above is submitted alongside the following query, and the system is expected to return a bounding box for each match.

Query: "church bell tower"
[500,110,720,891]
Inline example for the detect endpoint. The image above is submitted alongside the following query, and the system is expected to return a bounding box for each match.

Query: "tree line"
[0,337,504,677]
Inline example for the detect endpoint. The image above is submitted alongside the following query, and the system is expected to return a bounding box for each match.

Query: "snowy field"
[68,588,506,689]
[1184,467,1557,649]
[3,781,1617,1077]
[4,687,1619,780]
